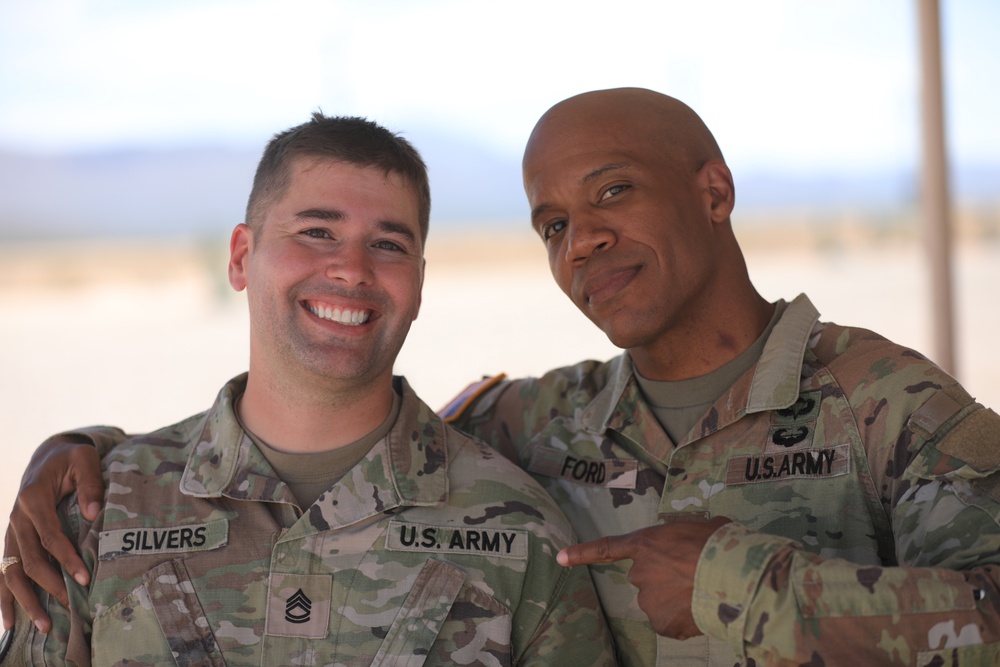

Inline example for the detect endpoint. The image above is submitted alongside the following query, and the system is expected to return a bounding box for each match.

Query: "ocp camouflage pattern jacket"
[447,294,1000,666]
[15,375,614,666]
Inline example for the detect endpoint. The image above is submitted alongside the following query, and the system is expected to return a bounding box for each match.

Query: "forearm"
[693,522,1000,665]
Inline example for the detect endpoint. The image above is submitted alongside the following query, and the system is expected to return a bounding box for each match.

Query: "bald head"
[523,87,724,184]
[520,88,770,380]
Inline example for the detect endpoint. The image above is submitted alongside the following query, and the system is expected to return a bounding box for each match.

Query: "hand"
[558,516,731,640]
[1,436,104,632]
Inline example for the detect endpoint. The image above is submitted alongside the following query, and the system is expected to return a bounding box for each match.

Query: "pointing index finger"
[557,534,636,567]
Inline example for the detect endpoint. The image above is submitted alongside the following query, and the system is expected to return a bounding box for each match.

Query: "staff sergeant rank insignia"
[285,588,312,624]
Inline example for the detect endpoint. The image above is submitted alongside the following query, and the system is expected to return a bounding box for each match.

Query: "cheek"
[546,249,573,296]
[267,246,317,285]
[386,267,425,318]
[248,253,307,308]
[405,283,423,319]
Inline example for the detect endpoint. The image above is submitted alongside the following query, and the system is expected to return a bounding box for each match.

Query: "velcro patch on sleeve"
[386,521,527,560]
[935,408,1000,473]
[439,374,506,423]
[908,391,965,438]
[99,519,229,559]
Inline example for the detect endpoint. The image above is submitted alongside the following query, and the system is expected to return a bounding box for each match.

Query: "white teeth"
[308,304,370,326]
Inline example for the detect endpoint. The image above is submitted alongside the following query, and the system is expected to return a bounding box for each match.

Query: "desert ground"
[1,218,998,545]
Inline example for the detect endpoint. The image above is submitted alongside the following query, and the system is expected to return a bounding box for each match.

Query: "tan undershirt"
[636,302,786,444]
[236,391,401,509]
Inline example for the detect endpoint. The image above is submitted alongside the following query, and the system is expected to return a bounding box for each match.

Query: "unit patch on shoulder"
[440,374,507,422]
[527,446,638,489]
[386,521,528,559]
[99,519,229,560]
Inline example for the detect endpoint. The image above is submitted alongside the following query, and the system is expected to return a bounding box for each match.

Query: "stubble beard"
[280,315,404,395]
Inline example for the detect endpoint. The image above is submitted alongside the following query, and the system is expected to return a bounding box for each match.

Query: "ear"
[228,223,252,292]
[702,160,735,224]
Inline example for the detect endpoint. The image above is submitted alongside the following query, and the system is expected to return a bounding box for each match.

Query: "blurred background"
[1,0,998,539]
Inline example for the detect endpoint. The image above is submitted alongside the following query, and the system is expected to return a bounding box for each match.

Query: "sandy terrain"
[1,222,998,544]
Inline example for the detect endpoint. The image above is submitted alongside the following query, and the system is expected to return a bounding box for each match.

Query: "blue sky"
[1,0,997,179]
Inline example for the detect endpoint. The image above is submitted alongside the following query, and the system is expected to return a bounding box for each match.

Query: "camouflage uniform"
[15,374,614,666]
[445,294,1000,666]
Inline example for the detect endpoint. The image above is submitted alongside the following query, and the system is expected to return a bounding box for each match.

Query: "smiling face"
[229,157,424,394]
[523,90,736,371]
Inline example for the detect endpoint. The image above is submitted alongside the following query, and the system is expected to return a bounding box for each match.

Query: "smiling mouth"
[305,302,371,326]
[583,266,640,306]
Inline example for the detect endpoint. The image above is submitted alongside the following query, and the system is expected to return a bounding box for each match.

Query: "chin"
[600,327,637,351]
[600,318,661,353]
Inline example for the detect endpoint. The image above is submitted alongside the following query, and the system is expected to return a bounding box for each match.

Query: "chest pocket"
[373,558,511,667]
[93,558,226,667]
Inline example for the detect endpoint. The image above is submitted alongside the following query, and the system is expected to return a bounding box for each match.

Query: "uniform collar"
[745,293,820,412]
[180,374,450,522]
[581,354,635,434]
[580,294,821,443]
[579,355,675,462]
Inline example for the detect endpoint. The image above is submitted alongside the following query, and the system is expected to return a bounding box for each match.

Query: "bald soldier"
[7,89,1000,666]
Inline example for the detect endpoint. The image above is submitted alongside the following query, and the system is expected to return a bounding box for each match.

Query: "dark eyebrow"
[530,162,633,225]
[530,203,553,227]
[377,219,418,245]
[296,208,344,221]
[581,162,631,184]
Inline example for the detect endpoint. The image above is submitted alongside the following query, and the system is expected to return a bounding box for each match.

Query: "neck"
[238,366,395,454]
[631,285,774,382]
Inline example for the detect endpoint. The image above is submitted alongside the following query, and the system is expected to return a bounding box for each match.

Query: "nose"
[325,241,374,286]
[566,210,616,264]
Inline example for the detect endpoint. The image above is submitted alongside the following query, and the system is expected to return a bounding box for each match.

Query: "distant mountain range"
[1,130,997,240]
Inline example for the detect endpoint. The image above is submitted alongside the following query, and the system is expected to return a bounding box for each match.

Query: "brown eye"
[542,220,566,240]
[600,185,629,201]
[373,239,405,252]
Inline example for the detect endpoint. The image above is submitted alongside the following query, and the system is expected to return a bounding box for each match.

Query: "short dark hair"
[245,113,431,243]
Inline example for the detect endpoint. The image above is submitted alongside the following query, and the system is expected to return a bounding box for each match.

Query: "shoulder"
[442,420,577,548]
[807,320,1000,472]
[806,320,957,406]
[102,410,207,471]
[442,357,620,429]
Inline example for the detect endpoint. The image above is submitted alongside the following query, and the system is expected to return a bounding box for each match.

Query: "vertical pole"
[917,0,956,374]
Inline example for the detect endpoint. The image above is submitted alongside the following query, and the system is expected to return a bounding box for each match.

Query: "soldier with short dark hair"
[0,113,613,666]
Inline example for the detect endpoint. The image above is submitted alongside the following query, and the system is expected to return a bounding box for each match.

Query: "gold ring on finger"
[0,556,19,575]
